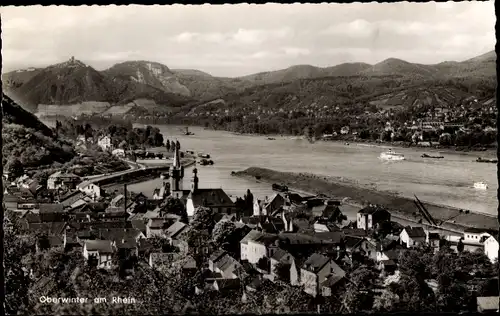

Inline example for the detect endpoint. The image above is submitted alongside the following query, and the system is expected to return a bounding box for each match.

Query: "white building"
[400,226,426,248]
[111,148,125,157]
[83,240,115,269]
[484,235,499,264]
[98,135,112,151]
[77,181,101,198]
[463,228,492,245]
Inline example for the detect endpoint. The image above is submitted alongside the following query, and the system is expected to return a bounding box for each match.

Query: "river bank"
[232,167,498,233]
[103,159,196,191]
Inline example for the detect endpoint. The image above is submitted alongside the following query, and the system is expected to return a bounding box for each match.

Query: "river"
[124,124,497,217]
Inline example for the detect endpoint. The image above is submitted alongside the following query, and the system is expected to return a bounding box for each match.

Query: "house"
[36,235,64,253]
[313,218,340,233]
[83,240,115,269]
[186,188,235,217]
[269,248,294,281]
[476,296,499,313]
[47,171,81,190]
[376,242,405,262]
[399,226,426,248]
[111,148,125,157]
[98,135,112,151]
[425,231,441,251]
[357,206,391,230]
[164,221,190,252]
[321,274,345,297]
[212,278,241,294]
[246,234,279,264]
[299,253,345,297]
[146,218,175,238]
[240,230,264,262]
[253,194,285,217]
[95,228,145,242]
[484,235,499,264]
[212,253,242,279]
[77,181,101,198]
[149,252,177,269]
[463,228,492,244]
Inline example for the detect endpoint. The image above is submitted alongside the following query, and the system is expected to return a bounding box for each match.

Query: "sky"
[1,2,496,77]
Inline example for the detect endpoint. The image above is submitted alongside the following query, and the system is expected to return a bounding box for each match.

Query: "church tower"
[191,164,199,193]
[169,140,184,198]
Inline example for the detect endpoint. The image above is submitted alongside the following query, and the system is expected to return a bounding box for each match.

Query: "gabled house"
[246,234,279,264]
[83,240,115,269]
[400,226,426,248]
[357,206,391,230]
[299,253,345,297]
[240,230,264,262]
[484,235,499,264]
[313,218,341,233]
[212,254,242,279]
[186,188,235,217]
[253,194,285,217]
[164,221,190,252]
[146,218,173,238]
[376,241,405,262]
[269,248,294,282]
[463,228,493,245]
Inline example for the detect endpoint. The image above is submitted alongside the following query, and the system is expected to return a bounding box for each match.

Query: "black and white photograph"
[1,1,498,314]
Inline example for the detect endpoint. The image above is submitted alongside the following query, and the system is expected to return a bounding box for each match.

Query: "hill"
[5,58,114,112]
[103,61,191,96]
[2,93,54,136]
[361,58,439,77]
[2,93,76,169]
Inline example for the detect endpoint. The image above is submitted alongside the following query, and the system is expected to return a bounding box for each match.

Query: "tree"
[6,158,24,178]
[190,206,216,233]
[212,220,238,247]
[457,238,464,253]
[244,189,254,212]
[162,197,188,223]
[273,262,291,282]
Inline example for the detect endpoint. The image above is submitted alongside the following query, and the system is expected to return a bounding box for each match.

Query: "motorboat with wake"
[473,182,488,190]
[379,149,405,161]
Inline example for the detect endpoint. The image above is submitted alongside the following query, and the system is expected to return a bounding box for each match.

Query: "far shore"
[232,167,498,233]
[228,131,497,158]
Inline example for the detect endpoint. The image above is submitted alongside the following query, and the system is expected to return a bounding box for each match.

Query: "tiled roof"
[188,189,234,207]
[240,230,264,245]
[165,221,189,239]
[84,240,114,253]
[302,253,330,274]
[344,236,365,249]
[215,278,241,290]
[95,228,143,241]
[321,275,344,288]
[270,248,292,262]
[343,228,368,237]
[358,205,389,215]
[210,249,227,263]
[403,226,426,238]
[27,222,67,235]
[39,203,65,213]
[253,234,279,246]
[26,212,67,223]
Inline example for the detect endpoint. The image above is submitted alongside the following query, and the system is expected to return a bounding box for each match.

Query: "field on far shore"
[233,167,499,232]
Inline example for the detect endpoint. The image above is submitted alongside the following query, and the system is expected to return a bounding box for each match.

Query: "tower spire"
[191,162,199,193]
[173,139,181,168]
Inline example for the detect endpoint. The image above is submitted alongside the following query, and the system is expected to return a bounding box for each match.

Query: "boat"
[379,149,405,161]
[267,137,276,140]
[160,172,169,180]
[473,182,488,190]
[183,127,194,136]
[421,153,444,159]
[199,159,214,166]
[476,157,498,163]
[272,183,289,192]
[197,153,211,159]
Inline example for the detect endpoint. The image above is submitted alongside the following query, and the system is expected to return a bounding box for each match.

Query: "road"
[82,158,147,182]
